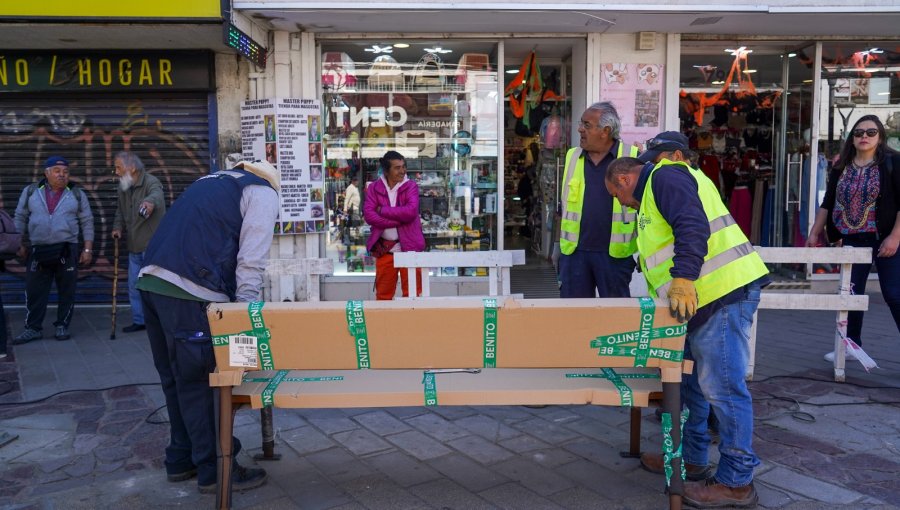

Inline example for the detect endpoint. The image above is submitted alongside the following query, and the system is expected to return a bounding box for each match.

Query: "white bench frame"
[750,247,871,382]
[393,250,526,297]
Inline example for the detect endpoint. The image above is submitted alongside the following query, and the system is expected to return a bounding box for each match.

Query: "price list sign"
[241,98,325,234]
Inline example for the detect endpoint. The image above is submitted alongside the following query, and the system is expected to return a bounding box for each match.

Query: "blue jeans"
[842,233,900,345]
[128,252,145,325]
[559,250,634,298]
[681,281,761,487]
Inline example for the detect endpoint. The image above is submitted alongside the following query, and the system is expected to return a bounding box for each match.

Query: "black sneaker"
[123,324,146,333]
[12,329,42,345]
[55,326,71,341]
[167,467,197,482]
[198,464,267,494]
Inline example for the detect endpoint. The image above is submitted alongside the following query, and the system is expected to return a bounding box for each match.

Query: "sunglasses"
[852,128,879,138]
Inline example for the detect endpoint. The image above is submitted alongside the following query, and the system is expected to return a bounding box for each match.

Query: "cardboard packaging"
[233,368,664,409]
[208,297,686,372]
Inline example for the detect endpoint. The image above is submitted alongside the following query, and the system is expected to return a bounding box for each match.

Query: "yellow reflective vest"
[559,142,639,257]
[636,159,769,307]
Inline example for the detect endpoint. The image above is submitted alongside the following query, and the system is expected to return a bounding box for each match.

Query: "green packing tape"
[590,323,687,348]
[248,301,275,370]
[243,375,345,383]
[345,300,371,369]
[565,372,660,380]
[633,297,655,367]
[661,409,690,486]
[261,369,288,407]
[599,368,634,406]
[483,298,498,368]
[597,345,684,362]
[422,372,438,406]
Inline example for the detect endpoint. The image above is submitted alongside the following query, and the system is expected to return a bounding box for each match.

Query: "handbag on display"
[363,124,394,148]
[412,53,445,87]
[427,93,454,116]
[396,130,437,158]
[369,55,404,87]
[455,53,491,85]
[322,52,358,90]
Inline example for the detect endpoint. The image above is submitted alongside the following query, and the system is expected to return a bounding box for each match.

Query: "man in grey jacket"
[13,156,95,343]
[111,151,166,333]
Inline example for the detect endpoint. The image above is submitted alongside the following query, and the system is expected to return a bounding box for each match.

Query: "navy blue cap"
[44,156,69,168]
[638,131,690,163]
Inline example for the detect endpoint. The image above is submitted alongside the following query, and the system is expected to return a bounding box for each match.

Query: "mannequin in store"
[554,102,637,298]
[807,115,900,362]
[363,151,425,300]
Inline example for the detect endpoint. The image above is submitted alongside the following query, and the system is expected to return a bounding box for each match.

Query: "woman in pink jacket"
[363,151,425,300]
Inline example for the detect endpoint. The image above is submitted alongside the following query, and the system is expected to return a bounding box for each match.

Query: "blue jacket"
[142,169,272,301]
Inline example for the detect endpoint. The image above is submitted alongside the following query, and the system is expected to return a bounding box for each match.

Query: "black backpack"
[0,210,22,260]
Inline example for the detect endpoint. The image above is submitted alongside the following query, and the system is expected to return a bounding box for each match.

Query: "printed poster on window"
[598,64,665,149]
[241,98,324,234]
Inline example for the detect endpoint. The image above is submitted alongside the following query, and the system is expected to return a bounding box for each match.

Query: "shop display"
[321,44,500,274]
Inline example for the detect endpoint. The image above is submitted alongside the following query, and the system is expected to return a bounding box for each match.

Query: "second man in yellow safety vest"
[605,131,769,509]
[555,102,638,298]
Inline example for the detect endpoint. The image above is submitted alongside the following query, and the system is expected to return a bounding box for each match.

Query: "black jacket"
[821,152,900,242]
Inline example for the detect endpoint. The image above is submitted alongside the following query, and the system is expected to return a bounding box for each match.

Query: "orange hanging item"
[504,52,545,127]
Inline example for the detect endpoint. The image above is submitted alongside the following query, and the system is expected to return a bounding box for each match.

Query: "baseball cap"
[638,131,690,163]
[44,156,69,169]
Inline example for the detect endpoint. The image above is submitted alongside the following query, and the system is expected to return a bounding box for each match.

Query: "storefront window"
[320,41,499,275]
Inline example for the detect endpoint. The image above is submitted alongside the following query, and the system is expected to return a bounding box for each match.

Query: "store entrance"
[679,42,814,255]
[502,39,575,262]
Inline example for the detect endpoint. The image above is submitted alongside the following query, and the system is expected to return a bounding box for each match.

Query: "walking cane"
[110,237,119,340]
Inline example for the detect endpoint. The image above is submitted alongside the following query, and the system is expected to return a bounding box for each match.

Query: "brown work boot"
[640,452,713,481]
[683,478,758,508]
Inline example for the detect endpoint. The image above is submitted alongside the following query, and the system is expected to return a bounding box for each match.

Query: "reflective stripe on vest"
[559,143,638,257]
[636,159,768,307]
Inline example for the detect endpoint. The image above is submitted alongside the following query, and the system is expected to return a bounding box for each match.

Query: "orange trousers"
[375,253,422,300]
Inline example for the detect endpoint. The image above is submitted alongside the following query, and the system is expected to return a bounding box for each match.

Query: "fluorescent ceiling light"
[393,43,410,48]
[364,45,393,54]
[725,46,752,57]
[506,69,519,74]
[711,80,725,85]
[743,69,757,73]
[788,53,797,57]
[424,46,452,54]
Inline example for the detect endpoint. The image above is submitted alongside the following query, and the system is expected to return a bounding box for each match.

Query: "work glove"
[667,277,698,323]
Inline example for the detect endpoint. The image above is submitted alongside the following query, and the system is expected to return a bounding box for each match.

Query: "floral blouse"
[833,161,880,235]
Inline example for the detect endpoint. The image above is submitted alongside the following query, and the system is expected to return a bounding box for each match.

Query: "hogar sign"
[331,105,407,128]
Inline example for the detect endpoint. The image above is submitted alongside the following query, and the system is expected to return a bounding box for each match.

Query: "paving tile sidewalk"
[0,298,898,510]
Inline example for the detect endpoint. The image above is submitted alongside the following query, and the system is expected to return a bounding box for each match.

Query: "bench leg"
[662,381,683,510]
[254,407,282,461]
[620,407,642,458]
[216,386,235,510]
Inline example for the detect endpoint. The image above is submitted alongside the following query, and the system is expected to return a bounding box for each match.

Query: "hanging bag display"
[455,53,491,85]
[412,53,445,88]
[369,55,404,87]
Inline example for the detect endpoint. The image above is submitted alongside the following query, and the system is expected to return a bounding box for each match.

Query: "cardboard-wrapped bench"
[208,297,692,510]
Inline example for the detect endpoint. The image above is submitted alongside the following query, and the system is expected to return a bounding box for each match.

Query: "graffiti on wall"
[0,99,210,301]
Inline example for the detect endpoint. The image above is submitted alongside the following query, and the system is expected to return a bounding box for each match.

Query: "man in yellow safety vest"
[605,132,769,509]
[555,102,638,298]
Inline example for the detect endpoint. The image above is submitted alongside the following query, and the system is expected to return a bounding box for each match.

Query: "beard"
[119,171,135,191]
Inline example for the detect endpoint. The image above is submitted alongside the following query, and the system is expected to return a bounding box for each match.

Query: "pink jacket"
[363,177,426,253]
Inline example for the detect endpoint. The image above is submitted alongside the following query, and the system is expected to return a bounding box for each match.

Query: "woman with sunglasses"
[807,115,900,362]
